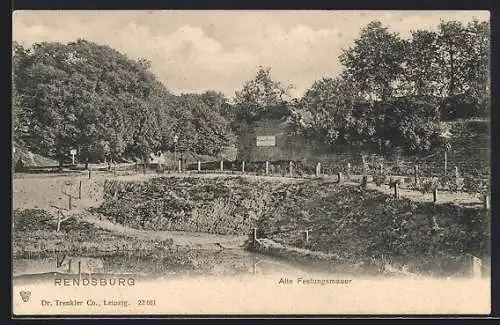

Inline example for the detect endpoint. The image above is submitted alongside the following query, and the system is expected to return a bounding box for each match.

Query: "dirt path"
[364,182,483,207]
[79,212,248,249]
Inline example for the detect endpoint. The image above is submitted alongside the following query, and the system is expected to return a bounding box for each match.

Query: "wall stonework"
[236,118,489,179]
[237,118,321,162]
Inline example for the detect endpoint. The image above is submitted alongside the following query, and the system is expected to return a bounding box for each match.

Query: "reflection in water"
[12,247,489,284]
[13,249,311,280]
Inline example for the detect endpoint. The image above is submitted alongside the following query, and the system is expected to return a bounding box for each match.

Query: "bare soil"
[79,212,247,249]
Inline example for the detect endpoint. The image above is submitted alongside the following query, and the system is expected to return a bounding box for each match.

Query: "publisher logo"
[19,290,31,302]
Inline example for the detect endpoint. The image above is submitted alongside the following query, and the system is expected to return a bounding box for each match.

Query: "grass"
[254,179,489,276]
[93,176,490,276]
[96,176,278,234]
[12,209,173,259]
[12,208,258,277]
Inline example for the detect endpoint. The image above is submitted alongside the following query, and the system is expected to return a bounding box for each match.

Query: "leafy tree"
[12,42,32,148]
[12,40,174,164]
[173,94,235,156]
[13,39,239,164]
[137,57,152,70]
[295,77,375,150]
[339,21,408,102]
[436,21,470,98]
[462,19,490,118]
[382,96,442,153]
[436,20,490,119]
[299,19,489,155]
[200,91,229,114]
[338,21,409,153]
[234,66,294,123]
[404,30,442,100]
[200,90,237,130]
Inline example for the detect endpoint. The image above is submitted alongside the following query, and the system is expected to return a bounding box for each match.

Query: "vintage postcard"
[12,10,491,316]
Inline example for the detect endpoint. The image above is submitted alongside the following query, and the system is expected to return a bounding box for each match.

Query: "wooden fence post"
[242,161,245,173]
[337,171,343,183]
[78,180,82,200]
[78,261,82,281]
[454,166,459,185]
[68,259,72,273]
[393,182,399,199]
[304,230,309,244]
[316,162,321,177]
[361,154,367,176]
[88,167,92,179]
[68,195,72,210]
[346,163,351,180]
[361,175,368,188]
[433,188,438,203]
[265,161,269,175]
[289,161,293,177]
[57,210,71,232]
[444,150,448,177]
[220,160,224,172]
[472,255,482,278]
[484,195,490,210]
[253,228,257,248]
[414,165,419,185]
[178,160,182,173]
[57,212,61,232]
[198,161,201,172]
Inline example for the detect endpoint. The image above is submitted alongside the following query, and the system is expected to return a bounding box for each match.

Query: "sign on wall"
[256,136,276,147]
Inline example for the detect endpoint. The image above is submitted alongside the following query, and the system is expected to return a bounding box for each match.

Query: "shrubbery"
[98,177,275,234]
[254,180,489,276]
[96,176,490,276]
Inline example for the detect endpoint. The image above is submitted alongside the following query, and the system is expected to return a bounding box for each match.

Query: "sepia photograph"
[11,10,491,315]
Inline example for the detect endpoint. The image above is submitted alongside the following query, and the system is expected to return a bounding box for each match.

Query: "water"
[12,245,488,283]
[12,248,318,283]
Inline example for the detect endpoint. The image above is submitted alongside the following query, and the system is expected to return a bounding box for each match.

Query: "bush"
[462,176,488,195]
[97,176,275,235]
[12,209,54,231]
[419,178,439,194]
[373,164,388,187]
[256,180,489,276]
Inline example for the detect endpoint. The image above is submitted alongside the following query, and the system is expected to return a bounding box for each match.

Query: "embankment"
[96,176,278,235]
[96,176,489,276]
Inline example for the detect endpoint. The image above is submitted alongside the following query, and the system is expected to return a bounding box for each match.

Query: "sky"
[12,10,490,99]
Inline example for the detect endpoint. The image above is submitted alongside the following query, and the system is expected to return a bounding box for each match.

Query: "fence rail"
[147,157,490,188]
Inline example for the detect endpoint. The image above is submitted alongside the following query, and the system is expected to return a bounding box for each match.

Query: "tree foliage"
[234,66,294,123]
[12,19,488,163]
[296,19,489,155]
[169,93,235,157]
[340,21,408,102]
[294,77,374,149]
[12,39,235,163]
